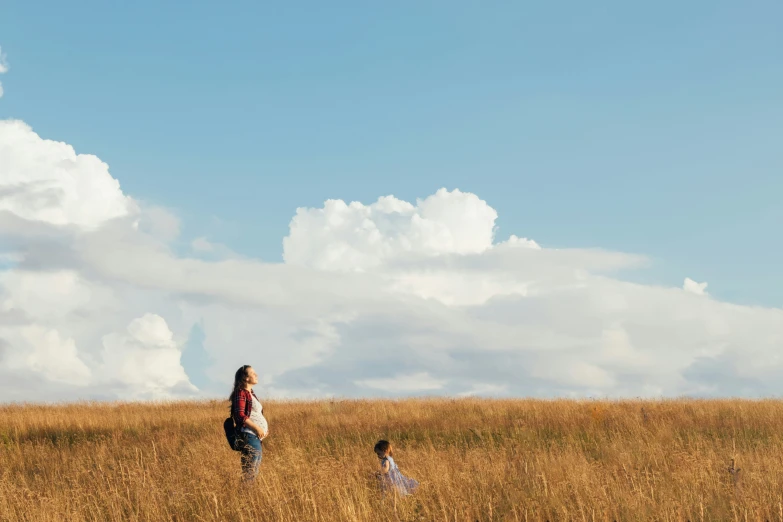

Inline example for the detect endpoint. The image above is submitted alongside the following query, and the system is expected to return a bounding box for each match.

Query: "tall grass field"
[2,399,783,521]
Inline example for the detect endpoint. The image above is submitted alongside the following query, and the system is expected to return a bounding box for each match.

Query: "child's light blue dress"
[379,456,419,496]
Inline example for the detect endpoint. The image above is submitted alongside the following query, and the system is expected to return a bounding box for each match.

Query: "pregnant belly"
[254,415,268,435]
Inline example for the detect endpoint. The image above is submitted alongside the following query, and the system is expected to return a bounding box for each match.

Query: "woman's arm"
[379,458,390,474]
[232,391,249,428]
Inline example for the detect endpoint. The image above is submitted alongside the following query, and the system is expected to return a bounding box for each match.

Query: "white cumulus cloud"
[14,325,91,386]
[99,314,196,398]
[0,120,136,228]
[684,277,709,296]
[283,188,499,271]
[1,118,782,401]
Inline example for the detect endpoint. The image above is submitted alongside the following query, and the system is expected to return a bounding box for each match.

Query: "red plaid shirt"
[232,388,261,430]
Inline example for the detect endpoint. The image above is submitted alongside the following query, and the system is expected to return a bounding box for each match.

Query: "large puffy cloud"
[1,119,782,401]
[283,189,510,271]
[0,120,135,228]
[5,325,91,386]
[0,121,192,400]
[99,314,196,398]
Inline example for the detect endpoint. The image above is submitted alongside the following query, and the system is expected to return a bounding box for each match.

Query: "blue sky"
[1,0,781,311]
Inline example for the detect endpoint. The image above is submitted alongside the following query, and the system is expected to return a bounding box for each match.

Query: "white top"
[379,456,418,495]
[242,392,268,439]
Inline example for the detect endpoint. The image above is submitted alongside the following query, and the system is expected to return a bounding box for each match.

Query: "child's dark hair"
[374,439,393,456]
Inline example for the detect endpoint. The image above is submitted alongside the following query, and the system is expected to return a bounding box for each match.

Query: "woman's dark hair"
[229,365,252,403]
[374,439,392,456]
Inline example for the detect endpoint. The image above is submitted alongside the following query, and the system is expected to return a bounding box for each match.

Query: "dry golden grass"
[2,399,783,521]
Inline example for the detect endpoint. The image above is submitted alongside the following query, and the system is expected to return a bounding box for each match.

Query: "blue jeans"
[238,432,262,480]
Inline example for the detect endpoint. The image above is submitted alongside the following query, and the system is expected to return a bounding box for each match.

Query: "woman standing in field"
[230,365,268,481]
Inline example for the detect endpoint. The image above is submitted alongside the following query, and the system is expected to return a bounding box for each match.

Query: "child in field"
[374,440,419,496]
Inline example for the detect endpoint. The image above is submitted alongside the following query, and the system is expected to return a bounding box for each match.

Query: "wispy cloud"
[0,46,8,97]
